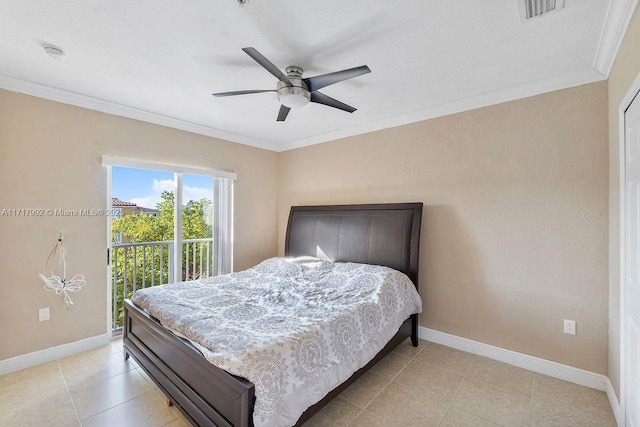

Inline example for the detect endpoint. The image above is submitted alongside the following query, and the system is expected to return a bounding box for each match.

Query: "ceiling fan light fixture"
[278,86,310,108]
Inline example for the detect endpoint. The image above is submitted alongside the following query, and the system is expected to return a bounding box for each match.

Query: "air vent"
[519,0,564,21]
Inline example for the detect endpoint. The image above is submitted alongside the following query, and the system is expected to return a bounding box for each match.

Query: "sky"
[112,166,213,209]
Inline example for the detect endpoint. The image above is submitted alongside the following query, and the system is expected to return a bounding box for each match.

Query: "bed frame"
[123,202,423,426]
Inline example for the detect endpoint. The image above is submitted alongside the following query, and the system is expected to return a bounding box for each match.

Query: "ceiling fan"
[212,47,371,122]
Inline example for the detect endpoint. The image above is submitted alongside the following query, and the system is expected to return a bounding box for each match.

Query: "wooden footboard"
[124,299,417,427]
[123,299,255,427]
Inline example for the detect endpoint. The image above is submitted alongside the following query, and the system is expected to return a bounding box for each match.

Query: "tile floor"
[0,338,616,427]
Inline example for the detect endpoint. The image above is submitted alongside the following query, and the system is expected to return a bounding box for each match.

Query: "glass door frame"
[103,156,236,335]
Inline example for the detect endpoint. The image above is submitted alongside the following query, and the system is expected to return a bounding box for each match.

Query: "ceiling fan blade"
[212,89,276,97]
[242,47,292,85]
[310,92,357,113]
[304,65,371,92]
[277,105,291,122]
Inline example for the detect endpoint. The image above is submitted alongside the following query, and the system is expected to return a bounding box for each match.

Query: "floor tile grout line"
[58,350,126,372]
[348,340,504,427]
[455,408,504,426]
[0,363,60,389]
[81,388,174,424]
[68,369,156,423]
[455,355,545,426]
[435,353,477,427]
[439,352,534,427]
[533,402,611,427]
[459,354,538,426]
[339,368,395,410]
[344,372,396,426]
[59,357,138,392]
[161,416,184,427]
[57,359,83,427]
[534,382,615,426]
[342,402,366,427]
[528,374,536,426]
[409,339,427,359]
[532,373,616,425]
[345,344,422,427]
[454,374,536,425]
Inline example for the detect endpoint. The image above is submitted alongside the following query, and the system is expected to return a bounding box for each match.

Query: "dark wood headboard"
[284,203,423,287]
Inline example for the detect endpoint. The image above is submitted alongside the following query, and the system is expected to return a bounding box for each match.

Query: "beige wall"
[0,89,279,360]
[0,74,613,376]
[278,82,609,374]
[608,4,640,400]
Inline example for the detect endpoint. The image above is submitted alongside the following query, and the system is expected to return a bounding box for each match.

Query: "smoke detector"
[519,0,565,21]
[43,45,66,60]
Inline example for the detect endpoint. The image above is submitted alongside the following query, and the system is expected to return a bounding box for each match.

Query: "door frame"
[106,165,113,336]
[619,71,640,426]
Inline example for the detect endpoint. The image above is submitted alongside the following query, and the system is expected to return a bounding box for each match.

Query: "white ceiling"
[0,0,631,151]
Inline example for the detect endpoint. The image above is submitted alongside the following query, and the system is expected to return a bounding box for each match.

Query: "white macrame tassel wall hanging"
[39,232,86,310]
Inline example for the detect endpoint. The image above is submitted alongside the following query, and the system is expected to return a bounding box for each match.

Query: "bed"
[123,202,423,426]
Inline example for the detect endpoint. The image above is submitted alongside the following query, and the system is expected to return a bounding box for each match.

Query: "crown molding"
[0,73,279,152]
[0,67,607,153]
[278,67,606,152]
[593,0,639,77]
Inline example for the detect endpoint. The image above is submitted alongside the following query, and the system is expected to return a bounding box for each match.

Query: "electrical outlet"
[564,319,576,335]
[39,307,50,322]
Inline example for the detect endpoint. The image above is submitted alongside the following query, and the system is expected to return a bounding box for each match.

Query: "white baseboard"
[419,327,621,424]
[606,376,622,427]
[0,334,110,376]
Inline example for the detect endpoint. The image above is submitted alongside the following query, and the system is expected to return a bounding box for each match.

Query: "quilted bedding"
[131,256,422,427]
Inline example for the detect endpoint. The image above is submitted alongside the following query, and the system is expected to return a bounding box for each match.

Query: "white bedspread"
[131,257,422,427]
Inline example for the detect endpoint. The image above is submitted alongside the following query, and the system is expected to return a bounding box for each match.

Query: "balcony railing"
[111,238,215,331]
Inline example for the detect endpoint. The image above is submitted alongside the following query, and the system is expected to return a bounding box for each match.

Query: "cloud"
[129,179,212,209]
[129,195,160,209]
[183,184,213,202]
[153,179,175,193]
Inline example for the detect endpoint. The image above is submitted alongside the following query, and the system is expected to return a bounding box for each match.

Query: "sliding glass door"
[105,159,235,332]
